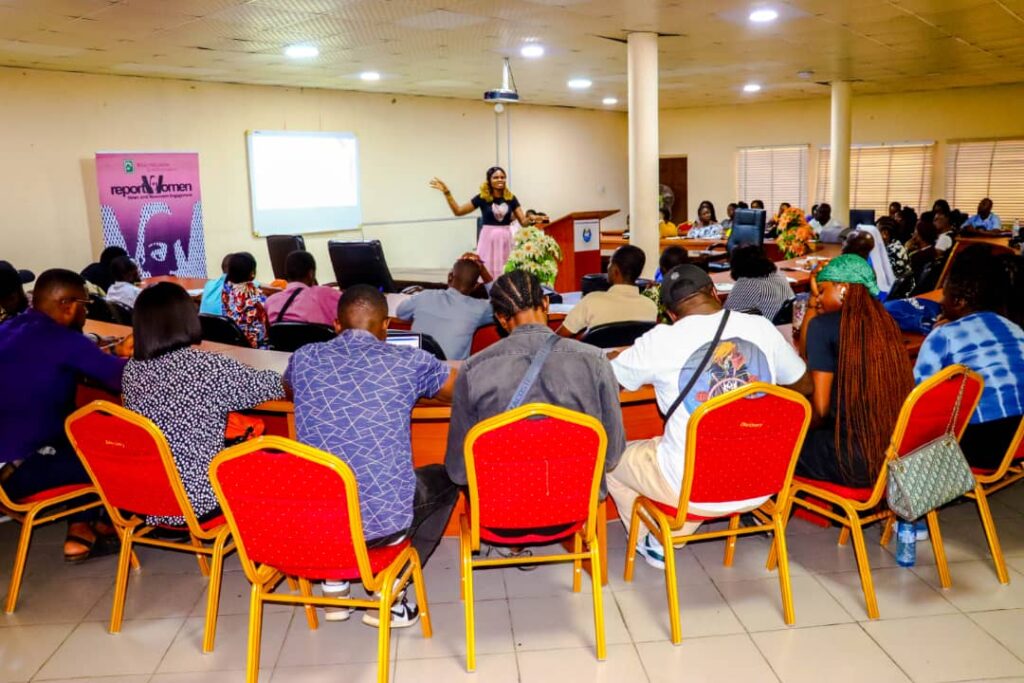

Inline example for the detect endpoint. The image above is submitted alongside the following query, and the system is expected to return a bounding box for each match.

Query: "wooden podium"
[542,210,619,293]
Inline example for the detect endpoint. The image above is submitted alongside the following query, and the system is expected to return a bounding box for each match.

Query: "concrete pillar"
[829,81,852,227]
[627,32,659,277]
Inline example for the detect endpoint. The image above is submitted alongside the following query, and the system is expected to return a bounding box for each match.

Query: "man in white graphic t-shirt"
[608,265,812,569]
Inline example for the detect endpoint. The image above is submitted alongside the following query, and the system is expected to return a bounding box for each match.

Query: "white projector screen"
[246,130,361,236]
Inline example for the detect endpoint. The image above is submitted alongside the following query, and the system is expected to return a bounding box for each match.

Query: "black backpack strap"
[275,287,305,324]
[664,310,731,423]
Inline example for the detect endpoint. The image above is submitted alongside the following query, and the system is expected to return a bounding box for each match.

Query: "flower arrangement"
[505,225,562,286]
[776,207,816,258]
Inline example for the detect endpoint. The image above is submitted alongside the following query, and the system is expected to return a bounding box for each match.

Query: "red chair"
[460,403,608,671]
[785,365,983,619]
[623,383,811,644]
[65,401,235,652]
[210,436,431,683]
[0,478,101,613]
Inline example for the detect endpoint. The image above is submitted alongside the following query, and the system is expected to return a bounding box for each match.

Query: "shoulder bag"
[664,310,730,422]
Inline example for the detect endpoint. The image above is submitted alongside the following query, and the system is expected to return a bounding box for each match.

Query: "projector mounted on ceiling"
[484,58,520,104]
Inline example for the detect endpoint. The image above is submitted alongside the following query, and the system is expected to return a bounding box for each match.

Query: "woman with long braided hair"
[796,255,915,486]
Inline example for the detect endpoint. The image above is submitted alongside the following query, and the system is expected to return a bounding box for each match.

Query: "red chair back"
[470,324,501,354]
[65,401,187,521]
[211,438,381,582]
[892,365,983,457]
[464,404,606,544]
[684,384,811,506]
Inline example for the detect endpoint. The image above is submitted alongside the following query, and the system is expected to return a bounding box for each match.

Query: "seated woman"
[875,217,911,280]
[796,255,914,487]
[105,256,143,309]
[914,248,1024,470]
[723,245,795,321]
[658,207,677,238]
[222,252,269,348]
[122,283,283,526]
[686,200,724,240]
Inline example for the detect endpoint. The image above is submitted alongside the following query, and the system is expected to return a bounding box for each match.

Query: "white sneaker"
[635,533,666,570]
[362,592,420,628]
[321,581,352,622]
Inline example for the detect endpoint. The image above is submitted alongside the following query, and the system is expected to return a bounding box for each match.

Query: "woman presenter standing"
[430,166,535,276]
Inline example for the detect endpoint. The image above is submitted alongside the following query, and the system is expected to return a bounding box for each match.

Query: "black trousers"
[960,416,1023,470]
[366,464,458,568]
[794,428,873,488]
[4,441,99,522]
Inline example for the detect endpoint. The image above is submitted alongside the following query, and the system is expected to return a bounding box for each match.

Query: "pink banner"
[95,152,207,278]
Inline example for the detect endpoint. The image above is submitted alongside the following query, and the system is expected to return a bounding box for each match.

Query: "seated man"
[809,203,842,236]
[557,245,657,338]
[265,250,341,327]
[445,270,626,548]
[608,265,811,569]
[395,255,494,360]
[934,211,956,255]
[285,285,458,627]
[962,197,1002,233]
[81,245,127,294]
[0,269,128,561]
[0,261,32,324]
[105,256,143,309]
[914,248,1024,470]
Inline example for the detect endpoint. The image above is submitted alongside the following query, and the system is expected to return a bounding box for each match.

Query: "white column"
[627,31,659,277]
[829,81,852,227]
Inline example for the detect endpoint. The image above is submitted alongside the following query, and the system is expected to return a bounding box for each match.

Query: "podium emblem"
[582,227,592,243]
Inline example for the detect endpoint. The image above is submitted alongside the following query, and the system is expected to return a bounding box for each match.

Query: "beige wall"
[0,67,628,277]
[661,83,1024,219]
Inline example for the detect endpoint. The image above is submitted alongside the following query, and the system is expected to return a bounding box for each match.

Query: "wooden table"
[601,233,785,262]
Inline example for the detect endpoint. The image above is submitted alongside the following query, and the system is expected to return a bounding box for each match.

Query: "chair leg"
[376,579,394,683]
[925,510,952,589]
[623,503,642,583]
[411,552,432,639]
[973,487,1010,584]
[589,540,607,661]
[659,520,683,645]
[190,534,211,577]
[286,576,298,591]
[723,514,740,567]
[201,531,230,653]
[109,528,135,633]
[460,516,476,673]
[880,514,895,546]
[572,532,583,593]
[597,503,608,587]
[3,511,36,614]
[838,527,851,546]
[846,513,879,620]
[772,512,795,625]
[766,497,794,572]
[297,578,319,632]
[245,583,264,683]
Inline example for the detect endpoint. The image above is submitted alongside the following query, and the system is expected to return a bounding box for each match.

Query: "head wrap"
[816,254,879,296]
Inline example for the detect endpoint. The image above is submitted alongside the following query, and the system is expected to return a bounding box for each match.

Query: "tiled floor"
[5,488,1024,682]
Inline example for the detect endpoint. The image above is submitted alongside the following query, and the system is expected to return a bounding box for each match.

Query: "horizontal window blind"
[816,143,934,216]
[947,139,1024,225]
[736,145,808,212]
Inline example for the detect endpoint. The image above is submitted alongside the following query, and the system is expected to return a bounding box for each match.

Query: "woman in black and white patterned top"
[122,283,283,526]
[723,245,795,322]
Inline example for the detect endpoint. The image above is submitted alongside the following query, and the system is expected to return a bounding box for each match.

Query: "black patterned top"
[122,347,283,526]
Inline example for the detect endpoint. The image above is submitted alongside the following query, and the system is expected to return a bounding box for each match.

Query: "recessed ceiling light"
[567,78,592,90]
[602,96,618,105]
[360,71,381,81]
[743,83,762,92]
[749,8,779,22]
[284,44,318,59]
[520,44,544,58]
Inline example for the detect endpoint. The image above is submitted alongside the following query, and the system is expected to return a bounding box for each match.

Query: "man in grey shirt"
[395,256,493,360]
[445,270,626,496]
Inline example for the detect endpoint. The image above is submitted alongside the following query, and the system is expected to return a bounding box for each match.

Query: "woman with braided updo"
[430,167,536,278]
[796,255,915,487]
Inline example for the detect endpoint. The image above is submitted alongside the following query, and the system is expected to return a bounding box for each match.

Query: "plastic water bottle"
[896,520,916,567]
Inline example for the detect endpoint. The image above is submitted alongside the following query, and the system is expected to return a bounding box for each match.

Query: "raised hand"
[429,177,450,194]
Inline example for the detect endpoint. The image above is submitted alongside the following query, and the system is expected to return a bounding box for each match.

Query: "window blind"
[736,145,808,212]
[946,139,1024,226]
[816,143,934,216]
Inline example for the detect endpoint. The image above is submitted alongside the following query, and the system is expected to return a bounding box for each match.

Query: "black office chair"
[108,301,134,326]
[910,258,944,296]
[849,209,876,228]
[580,321,657,349]
[266,235,306,280]
[85,294,115,323]
[771,298,795,325]
[887,274,916,301]
[198,313,250,347]
[328,240,398,292]
[268,322,336,352]
[707,208,767,272]
[580,273,650,296]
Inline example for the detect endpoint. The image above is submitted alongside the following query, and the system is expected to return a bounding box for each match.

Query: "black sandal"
[63,533,119,563]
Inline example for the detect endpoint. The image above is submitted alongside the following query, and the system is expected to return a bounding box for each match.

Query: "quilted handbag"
[886,374,977,521]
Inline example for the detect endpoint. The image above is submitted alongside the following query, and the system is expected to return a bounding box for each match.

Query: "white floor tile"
[83,571,207,622]
[35,677,150,683]
[269,662,380,683]
[35,618,185,680]
[863,613,1024,683]
[0,622,74,683]
[815,566,958,621]
[913,560,1024,612]
[637,634,779,683]
[691,535,812,583]
[516,643,648,683]
[0,575,109,626]
[275,604,394,668]
[393,652,518,682]
[155,611,292,674]
[717,574,852,632]
[614,581,745,642]
[394,598,513,660]
[752,623,909,683]
[970,608,1024,661]
[508,593,630,652]
[783,527,900,574]
[419,541,506,604]
[606,543,713,593]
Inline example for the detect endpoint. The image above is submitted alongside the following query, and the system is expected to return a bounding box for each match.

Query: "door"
[659,156,688,225]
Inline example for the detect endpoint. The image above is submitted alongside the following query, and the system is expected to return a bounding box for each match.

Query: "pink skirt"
[477,225,513,277]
